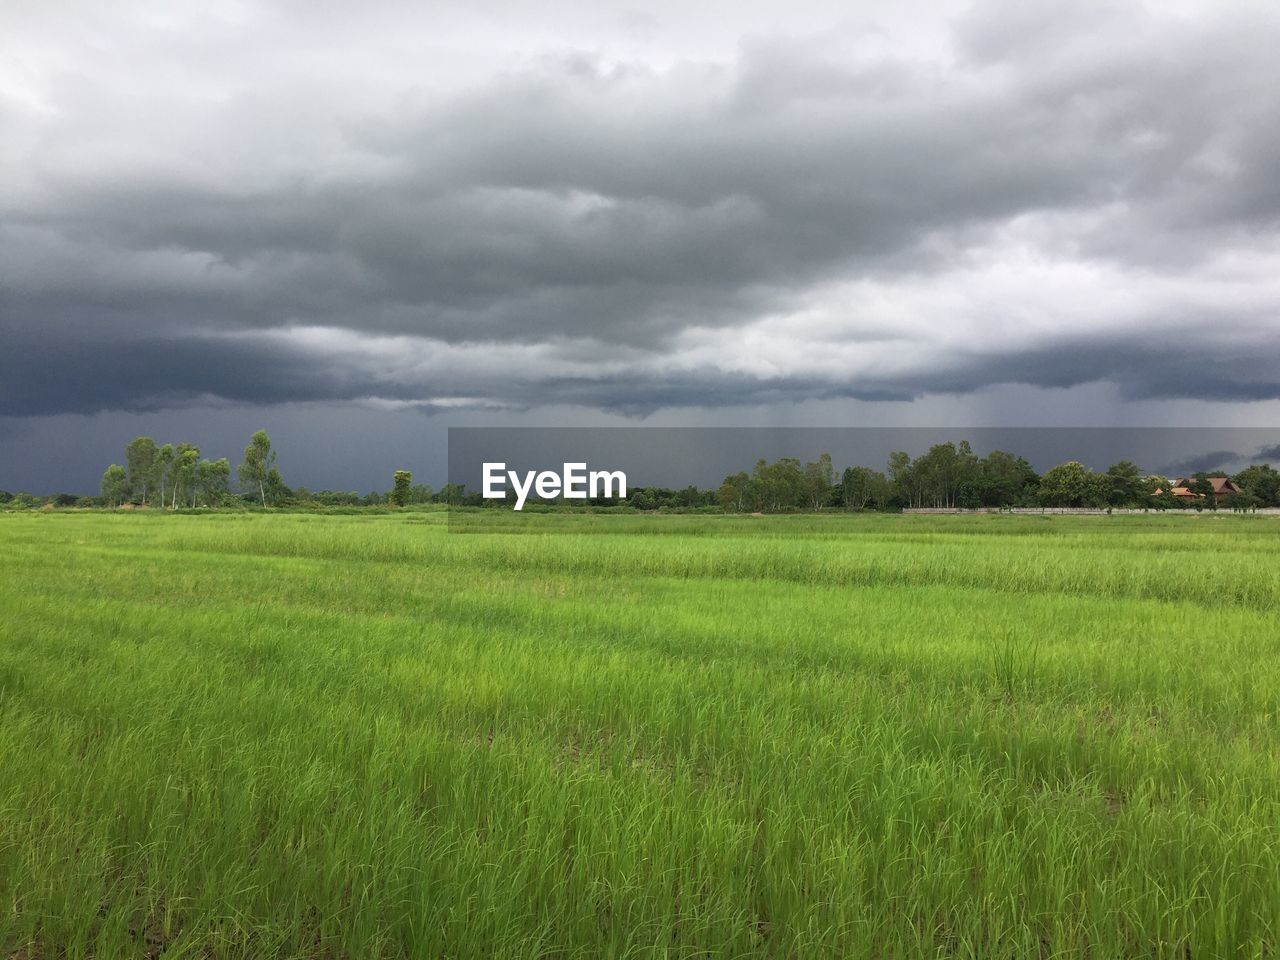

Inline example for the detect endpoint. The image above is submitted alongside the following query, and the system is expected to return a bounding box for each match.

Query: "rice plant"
[1,511,1278,958]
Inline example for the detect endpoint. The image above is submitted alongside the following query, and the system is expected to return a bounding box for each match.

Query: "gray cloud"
[2,0,1280,423]
[1161,451,1241,476]
[1158,443,1280,475]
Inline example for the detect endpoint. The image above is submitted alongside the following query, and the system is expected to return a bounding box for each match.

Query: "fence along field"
[1,511,1278,958]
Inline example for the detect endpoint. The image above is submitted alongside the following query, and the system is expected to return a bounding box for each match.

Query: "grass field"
[2,511,1279,958]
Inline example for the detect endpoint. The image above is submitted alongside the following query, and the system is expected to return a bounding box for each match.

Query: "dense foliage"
[6,436,1279,513]
[711,447,1279,513]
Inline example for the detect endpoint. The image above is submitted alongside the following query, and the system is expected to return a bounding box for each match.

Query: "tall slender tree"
[100,464,128,507]
[802,453,835,510]
[172,443,200,508]
[887,451,915,508]
[842,466,888,511]
[238,430,277,507]
[125,437,158,505]
[156,443,175,509]
[196,458,231,507]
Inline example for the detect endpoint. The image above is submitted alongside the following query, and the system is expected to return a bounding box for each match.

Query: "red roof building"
[1162,476,1243,502]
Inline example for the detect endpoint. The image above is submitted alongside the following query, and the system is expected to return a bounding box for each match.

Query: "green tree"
[391,470,413,507]
[171,443,200,508]
[1221,491,1258,513]
[238,429,277,507]
[748,458,803,512]
[802,453,835,510]
[717,471,750,512]
[1038,461,1108,507]
[970,450,1038,507]
[629,489,655,510]
[196,458,231,507]
[157,443,175,509]
[841,466,888,511]
[887,451,916,508]
[677,485,703,508]
[438,482,466,506]
[910,441,979,509]
[265,467,291,506]
[1104,460,1146,508]
[125,436,159,505]
[100,464,129,507]
[1232,464,1280,507]
[748,459,771,511]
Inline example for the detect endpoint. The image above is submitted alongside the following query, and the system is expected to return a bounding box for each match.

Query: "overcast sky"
[3,0,1280,491]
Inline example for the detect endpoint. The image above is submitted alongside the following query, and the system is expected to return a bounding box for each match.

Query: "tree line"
[393,446,1279,513]
[706,444,1279,513]
[3,437,1278,512]
[92,430,280,508]
[0,430,286,510]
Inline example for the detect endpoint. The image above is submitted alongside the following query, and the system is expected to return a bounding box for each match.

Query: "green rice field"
[1,510,1279,958]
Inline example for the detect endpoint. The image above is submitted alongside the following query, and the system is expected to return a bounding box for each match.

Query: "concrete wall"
[904,507,1280,516]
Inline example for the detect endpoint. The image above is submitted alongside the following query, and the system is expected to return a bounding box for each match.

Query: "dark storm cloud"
[7,319,1277,422]
[0,329,350,417]
[1158,440,1280,474]
[3,0,1280,418]
[1161,451,1241,476]
[916,339,1280,404]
